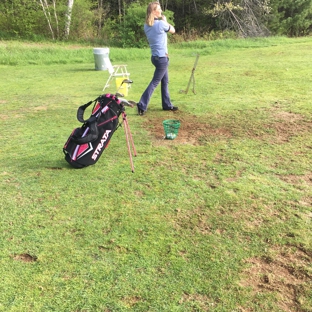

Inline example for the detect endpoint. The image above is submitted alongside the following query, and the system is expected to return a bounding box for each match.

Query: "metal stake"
[180,54,200,95]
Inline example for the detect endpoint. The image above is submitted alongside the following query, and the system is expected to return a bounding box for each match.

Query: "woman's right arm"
[162,15,175,34]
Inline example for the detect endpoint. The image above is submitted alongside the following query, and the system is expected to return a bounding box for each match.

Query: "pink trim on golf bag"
[63,94,123,168]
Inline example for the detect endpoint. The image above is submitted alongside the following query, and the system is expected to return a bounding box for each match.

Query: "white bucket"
[93,47,110,71]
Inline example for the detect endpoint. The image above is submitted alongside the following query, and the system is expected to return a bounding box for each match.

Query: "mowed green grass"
[0,37,311,311]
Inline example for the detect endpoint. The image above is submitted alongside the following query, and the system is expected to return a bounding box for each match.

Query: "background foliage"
[0,0,312,46]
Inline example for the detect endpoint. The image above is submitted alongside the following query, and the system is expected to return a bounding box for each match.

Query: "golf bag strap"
[73,94,117,144]
[72,100,99,144]
[72,121,99,144]
[77,100,95,123]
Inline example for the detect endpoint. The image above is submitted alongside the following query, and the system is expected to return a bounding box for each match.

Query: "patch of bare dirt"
[275,173,312,209]
[12,253,37,263]
[265,107,311,144]
[179,293,215,310]
[278,173,312,186]
[142,107,312,146]
[0,114,9,120]
[239,246,312,312]
[121,296,143,308]
[143,113,232,146]
[33,106,48,111]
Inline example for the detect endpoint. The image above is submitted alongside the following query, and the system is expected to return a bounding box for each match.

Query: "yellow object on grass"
[115,77,129,96]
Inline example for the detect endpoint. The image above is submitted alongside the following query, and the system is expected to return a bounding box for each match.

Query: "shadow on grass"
[8,155,74,171]
[67,68,98,72]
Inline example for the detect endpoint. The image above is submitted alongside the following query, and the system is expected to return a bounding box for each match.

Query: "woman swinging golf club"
[137,2,178,115]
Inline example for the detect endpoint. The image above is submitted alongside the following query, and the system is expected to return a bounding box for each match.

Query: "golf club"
[116,79,133,97]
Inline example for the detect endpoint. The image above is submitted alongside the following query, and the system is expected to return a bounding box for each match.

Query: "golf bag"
[63,94,124,168]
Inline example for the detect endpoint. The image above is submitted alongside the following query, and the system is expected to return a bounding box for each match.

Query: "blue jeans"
[138,56,173,111]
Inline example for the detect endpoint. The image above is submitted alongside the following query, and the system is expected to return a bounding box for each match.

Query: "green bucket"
[163,119,181,140]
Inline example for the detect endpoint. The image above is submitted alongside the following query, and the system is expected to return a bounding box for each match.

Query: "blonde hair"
[145,2,160,27]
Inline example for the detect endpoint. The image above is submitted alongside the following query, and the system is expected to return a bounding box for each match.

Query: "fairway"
[0,37,311,311]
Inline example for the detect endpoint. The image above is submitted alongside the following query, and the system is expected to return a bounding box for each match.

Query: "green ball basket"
[163,119,181,140]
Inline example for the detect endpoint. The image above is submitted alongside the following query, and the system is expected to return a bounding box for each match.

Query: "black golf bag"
[63,94,126,169]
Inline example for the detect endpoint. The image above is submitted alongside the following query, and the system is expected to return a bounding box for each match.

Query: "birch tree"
[39,0,55,39]
[52,0,60,38]
[64,0,74,39]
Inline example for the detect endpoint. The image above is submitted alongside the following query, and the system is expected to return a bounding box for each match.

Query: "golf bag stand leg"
[122,111,137,172]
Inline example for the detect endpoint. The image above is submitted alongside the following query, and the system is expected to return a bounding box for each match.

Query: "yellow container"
[115,77,129,96]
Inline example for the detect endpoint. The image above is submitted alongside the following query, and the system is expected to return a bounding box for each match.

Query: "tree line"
[0,0,311,46]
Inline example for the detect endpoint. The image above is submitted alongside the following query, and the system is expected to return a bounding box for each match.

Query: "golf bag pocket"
[63,94,123,168]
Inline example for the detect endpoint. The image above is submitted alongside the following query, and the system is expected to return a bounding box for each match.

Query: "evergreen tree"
[268,0,312,36]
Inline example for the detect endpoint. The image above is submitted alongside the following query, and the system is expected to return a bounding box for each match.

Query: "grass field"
[0,37,311,311]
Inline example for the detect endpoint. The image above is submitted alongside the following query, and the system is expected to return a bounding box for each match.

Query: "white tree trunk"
[39,0,55,40]
[52,0,60,39]
[64,0,74,39]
